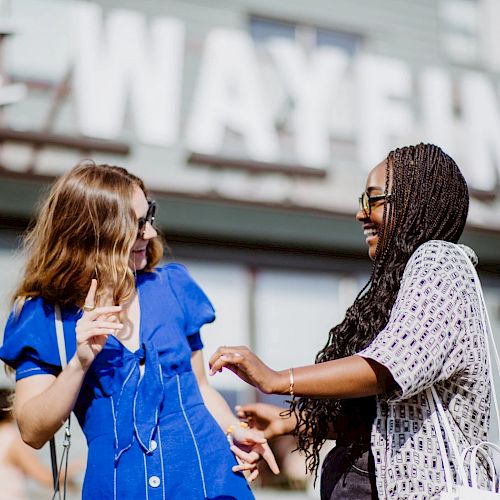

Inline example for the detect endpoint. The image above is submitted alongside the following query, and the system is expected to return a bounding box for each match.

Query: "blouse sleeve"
[0,297,61,381]
[358,242,468,402]
[165,263,216,351]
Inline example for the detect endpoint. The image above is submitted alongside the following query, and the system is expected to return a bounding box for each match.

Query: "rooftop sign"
[2,1,500,202]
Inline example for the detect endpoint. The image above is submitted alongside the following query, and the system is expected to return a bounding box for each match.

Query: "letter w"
[72,3,184,146]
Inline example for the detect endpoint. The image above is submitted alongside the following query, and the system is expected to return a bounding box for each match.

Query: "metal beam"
[0,127,130,155]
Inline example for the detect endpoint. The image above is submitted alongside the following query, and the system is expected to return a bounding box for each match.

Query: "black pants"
[320,446,378,500]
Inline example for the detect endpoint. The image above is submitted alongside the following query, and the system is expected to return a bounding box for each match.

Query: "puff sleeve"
[0,297,62,381]
[165,263,216,351]
[358,242,468,402]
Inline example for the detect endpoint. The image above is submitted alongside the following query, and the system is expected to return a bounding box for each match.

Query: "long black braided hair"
[290,143,470,476]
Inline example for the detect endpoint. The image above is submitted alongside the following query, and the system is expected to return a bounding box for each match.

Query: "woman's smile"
[129,186,157,271]
[363,225,379,243]
[132,245,147,255]
[356,160,388,260]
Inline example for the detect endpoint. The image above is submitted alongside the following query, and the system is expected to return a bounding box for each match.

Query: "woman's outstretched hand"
[236,403,297,440]
[208,346,286,395]
[75,279,123,371]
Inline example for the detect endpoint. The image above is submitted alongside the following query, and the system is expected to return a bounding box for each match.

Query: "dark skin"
[209,161,397,437]
[209,347,392,399]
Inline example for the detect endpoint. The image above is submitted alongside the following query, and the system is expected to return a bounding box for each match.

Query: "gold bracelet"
[288,367,295,398]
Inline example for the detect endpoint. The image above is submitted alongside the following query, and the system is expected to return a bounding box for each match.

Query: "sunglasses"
[358,191,392,217]
[137,200,156,239]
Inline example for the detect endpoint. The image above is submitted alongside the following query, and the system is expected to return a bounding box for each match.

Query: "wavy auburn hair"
[13,161,163,310]
[291,143,469,477]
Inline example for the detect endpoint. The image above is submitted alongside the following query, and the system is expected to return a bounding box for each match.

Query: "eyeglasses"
[358,191,392,217]
[137,200,156,239]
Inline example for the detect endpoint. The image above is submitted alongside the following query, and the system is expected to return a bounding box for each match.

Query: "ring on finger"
[83,304,96,312]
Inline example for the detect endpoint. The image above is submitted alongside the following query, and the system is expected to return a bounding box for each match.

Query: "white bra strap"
[54,304,68,368]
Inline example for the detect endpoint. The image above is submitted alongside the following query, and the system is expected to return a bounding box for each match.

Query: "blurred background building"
[0,0,499,498]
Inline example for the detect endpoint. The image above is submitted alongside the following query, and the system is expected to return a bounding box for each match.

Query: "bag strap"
[426,387,456,492]
[428,386,469,485]
[54,304,67,368]
[454,245,500,436]
[426,245,500,493]
[431,389,500,492]
[50,304,71,500]
[467,442,500,491]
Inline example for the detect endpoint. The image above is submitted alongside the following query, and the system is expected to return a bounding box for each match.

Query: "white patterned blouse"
[359,240,492,499]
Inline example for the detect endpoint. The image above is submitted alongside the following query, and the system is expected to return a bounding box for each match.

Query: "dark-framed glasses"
[358,191,392,217]
[137,200,156,239]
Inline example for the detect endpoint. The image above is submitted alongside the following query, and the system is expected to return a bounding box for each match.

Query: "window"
[249,16,361,150]
[250,17,359,55]
[438,0,481,64]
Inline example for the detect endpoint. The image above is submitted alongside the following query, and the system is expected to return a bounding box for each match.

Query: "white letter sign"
[72,3,184,145]
[185,28,279,162]
[268,40,349,167]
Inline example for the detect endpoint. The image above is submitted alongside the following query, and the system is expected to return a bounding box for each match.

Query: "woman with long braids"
[0,161,278,499]
[209,143,495,499]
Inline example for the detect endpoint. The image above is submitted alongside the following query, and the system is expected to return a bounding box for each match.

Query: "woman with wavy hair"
[0,161,277,499]
[209,143,495,499]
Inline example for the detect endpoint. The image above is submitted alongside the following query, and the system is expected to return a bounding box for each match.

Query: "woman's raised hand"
[208,346,283,395]
[75,279,123,371]
[236,403,297,440]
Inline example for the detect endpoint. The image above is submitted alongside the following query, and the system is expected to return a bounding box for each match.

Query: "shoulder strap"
[454,245,500,437]
[425,387,457,492]
[54,304,68,368]
[427,386,468,486]
[51,304,71,500]
[427,246,500,493]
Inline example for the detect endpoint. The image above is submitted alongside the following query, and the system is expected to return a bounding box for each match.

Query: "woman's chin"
[129,256,147,272]
[368,242,378,261]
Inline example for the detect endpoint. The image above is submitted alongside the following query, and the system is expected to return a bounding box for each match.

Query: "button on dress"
[0,263,254,500]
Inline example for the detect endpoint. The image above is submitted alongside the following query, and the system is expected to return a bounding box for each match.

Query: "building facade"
[0,0,499,402]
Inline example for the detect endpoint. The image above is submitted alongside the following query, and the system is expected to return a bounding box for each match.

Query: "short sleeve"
[0,297,61,380]
[165,263,216,351]
[358,242,467,402]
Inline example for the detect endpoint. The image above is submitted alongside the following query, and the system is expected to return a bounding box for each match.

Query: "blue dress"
[0,263,254,500]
